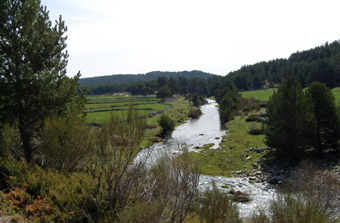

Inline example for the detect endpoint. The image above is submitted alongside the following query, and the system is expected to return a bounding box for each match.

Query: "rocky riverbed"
[134,100,279,218]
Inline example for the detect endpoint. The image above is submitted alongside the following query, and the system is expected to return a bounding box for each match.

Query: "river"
[134,99,276,218]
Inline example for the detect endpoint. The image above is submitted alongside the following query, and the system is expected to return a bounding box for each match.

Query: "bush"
[0,160,94,222]
[245,114,259,122]
[289,160,340,221]
[40,115,94,172]
[269,193,329,223]
[0,123,23,160]
[188,108,202,119]
[250,160,340,223]
[195,181,241,223]
[158,114,175,138]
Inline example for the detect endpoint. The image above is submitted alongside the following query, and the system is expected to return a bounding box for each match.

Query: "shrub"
[289,160,340,221]
[188,108,202,119]
[158,114,175,138]
[269,193,329,223]
[245,114,259,122]
[0,123,23,160]
[40,115,94,172]
[0,160,95,222]
[85,107,146,222]
[195,181,241,223]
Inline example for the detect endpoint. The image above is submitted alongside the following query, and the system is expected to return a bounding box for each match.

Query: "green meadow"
[84,95,193,147]
[84,95,168,123]
[240,88,276,101]
[241,87,340,105]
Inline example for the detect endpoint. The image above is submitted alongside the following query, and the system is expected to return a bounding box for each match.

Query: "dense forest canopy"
[79,40,340,95]
[226,40,340,90]
[79,70,214,95]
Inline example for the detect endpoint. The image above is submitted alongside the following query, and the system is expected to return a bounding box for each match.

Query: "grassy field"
[332,87,340,105]
[189,114,266,177]
[84,95,193,148]
[242,87,340,105]
[85,95,168,123]
[240,89,276,101]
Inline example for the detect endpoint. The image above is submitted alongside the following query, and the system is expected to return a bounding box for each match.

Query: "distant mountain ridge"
[79,40,340,95]
[79,70,214,88]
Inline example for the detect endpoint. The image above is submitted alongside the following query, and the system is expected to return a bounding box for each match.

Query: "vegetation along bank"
[1,0,340,222]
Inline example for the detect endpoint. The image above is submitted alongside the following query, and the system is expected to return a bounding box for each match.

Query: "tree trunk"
[19,118,34,162]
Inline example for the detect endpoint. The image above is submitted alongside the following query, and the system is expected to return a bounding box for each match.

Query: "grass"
[84,94,194,149]
[240,89,276,101]
[242,87,340,105]
[84,95,168,123]
[332,87,340,105]
[188,115,266,177]
[141,97,192,147]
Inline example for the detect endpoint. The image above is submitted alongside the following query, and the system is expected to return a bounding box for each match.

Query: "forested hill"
[226,40,340,90]
[79,70,213,89]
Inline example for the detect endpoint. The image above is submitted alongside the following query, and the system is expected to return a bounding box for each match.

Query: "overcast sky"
[41,0,340,78]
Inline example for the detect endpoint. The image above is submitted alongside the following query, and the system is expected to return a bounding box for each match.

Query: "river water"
[134,99,276,218]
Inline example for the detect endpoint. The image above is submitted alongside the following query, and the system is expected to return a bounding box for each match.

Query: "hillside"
[225,40,340,90]
[79,70,214,88]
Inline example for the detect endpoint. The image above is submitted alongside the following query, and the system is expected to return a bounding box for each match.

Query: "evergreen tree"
[306,82,340,154]
[265,75,315,159]
[157,86,171,102]
[168,77,178,95]
[177,76,188,95]
[0,0,85,162]
[157,76,168,87]
[217,84,239,123]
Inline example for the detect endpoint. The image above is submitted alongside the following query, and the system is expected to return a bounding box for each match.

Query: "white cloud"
[42,0,340,77]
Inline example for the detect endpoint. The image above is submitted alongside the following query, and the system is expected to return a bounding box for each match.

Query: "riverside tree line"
[0,0,339,222]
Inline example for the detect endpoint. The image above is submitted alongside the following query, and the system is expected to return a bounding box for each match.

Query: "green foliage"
[0,160,94,222]
[216,84,240,123]
[306,82,340,153]
[0,123,22,159]
[188,108,202,119]
[241,89,277,101]
[157,85,172,102]
[158,114,175,138]
[187,94,206,107]
[40,115,94,172]
[226,40,340,90]
[189,116,266,176]
[79,71,213,95]
[86,107,146,222]
[0,0,86,162]
[269,193,330,223]
[265,75,315,159]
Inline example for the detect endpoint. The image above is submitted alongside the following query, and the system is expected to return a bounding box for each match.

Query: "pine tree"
[306,82,340,154]
[265,75,315,159]
[0,0,85,162]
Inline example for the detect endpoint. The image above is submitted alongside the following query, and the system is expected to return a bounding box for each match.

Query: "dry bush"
[134,150,200,223]
[0,160,94,222]
[250,160,340,223]
[269,193,329,223]
[85,107,147,222]
[195,181,241,223]
[290,160,340,222]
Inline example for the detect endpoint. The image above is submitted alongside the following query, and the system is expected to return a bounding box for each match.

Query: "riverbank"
[141,96,195,148]
[188,113,267,177]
